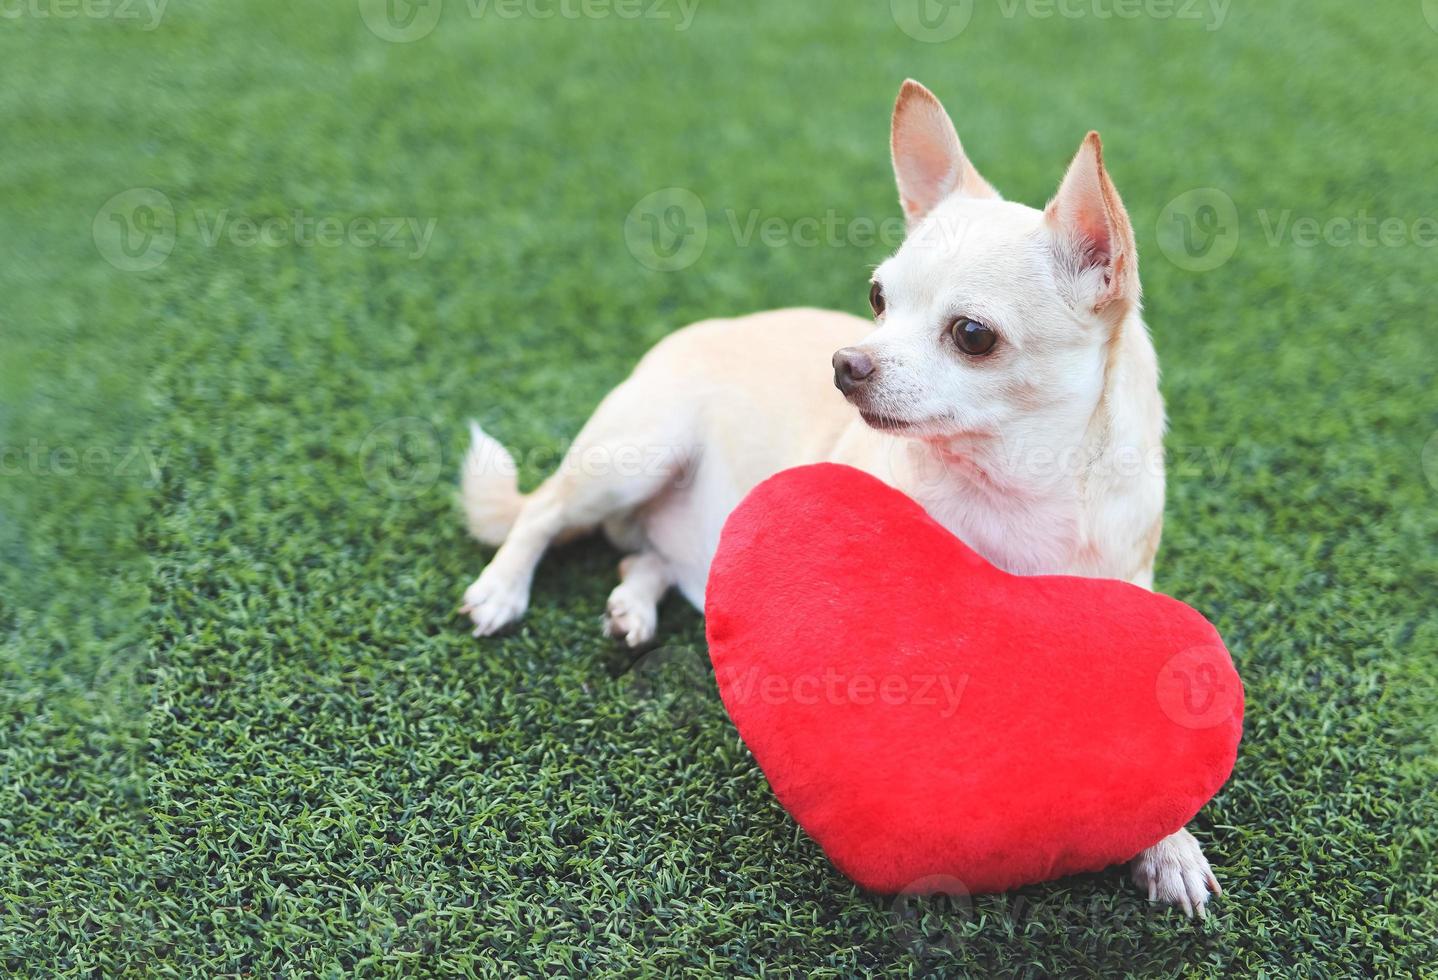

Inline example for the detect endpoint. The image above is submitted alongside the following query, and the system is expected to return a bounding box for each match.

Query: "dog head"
[834,80,1143,449]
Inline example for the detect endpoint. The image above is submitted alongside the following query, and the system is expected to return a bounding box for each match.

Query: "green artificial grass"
[2,0,1436,974]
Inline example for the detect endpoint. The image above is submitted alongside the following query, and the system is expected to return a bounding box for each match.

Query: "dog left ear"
[1044,132,1139,319]
[891,80,1000,226]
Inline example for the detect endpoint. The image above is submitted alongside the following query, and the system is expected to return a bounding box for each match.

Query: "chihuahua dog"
[457,81,1222,916]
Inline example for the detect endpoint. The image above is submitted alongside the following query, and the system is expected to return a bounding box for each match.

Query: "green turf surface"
[2,0,1436,974]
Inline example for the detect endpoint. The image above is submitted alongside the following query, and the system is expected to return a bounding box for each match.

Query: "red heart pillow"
[705,464,1243,895]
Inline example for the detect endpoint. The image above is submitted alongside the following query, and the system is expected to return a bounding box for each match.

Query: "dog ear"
[891,80,1000,225]
[1044,132,1140,319]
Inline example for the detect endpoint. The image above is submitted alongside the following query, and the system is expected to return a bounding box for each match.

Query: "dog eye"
[869,282,886,317]
[950,317,998,357]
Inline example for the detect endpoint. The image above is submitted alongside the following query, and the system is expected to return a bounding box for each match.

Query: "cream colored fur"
[457,80,1220,916]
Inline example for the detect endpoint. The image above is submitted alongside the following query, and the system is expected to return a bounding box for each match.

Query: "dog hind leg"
[602,551,674,648]
[461,379,694,637]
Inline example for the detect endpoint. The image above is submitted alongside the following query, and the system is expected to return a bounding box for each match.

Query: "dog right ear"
[1044,131,1140,320]
[891,80,1000,225]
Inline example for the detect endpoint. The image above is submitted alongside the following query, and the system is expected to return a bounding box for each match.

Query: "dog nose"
[833,347,876,395]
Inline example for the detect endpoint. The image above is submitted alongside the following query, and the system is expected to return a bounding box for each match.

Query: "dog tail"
[460,421,524,546]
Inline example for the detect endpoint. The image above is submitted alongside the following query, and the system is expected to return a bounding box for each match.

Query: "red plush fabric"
[705,464,1243,895]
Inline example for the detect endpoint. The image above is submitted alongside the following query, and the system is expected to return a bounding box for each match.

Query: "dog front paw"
[459,571,529,637]
[1131,828,1221,918]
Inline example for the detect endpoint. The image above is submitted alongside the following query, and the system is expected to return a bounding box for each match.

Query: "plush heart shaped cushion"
[705,464,1243,895]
